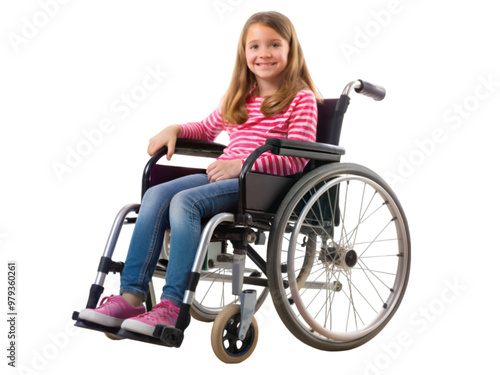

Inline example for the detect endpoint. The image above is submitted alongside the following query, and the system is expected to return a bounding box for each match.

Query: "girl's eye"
[249,44,259,50]
[272,43,280,48]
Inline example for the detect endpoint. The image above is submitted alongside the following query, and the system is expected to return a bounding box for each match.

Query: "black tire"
[267,162,411,351]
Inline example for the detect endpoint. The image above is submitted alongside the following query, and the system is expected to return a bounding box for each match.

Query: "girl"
[79,11,321,337]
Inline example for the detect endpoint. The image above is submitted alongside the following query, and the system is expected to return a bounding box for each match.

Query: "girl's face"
[245,23,290,96]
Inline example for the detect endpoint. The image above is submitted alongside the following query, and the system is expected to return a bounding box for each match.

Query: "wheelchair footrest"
[72,311,184,348]
[72,312,121,336]
[114,327,181,347]
[153,325,184,348]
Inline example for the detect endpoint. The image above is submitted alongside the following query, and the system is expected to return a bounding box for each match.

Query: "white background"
[1,0,498,374]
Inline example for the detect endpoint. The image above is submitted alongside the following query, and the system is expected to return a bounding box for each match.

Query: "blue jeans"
[120,174,239,307]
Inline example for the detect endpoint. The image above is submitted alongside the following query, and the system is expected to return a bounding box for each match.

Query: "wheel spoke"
[358,218,396,258]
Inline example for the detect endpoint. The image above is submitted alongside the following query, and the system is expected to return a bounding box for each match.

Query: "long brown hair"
[221,11,321,125]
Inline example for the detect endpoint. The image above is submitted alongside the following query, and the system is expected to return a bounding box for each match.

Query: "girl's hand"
[206,159,242,182]
[148,125,181,161]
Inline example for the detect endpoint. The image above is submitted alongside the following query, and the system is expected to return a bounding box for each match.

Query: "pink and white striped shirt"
[178,89,318,176]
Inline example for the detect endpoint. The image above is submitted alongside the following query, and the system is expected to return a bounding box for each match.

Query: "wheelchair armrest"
[175,138,226,158]
[265,138,345,160]
[145,139,225,172]
[142,139,226,198]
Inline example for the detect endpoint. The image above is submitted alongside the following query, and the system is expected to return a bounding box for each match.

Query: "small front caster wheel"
[104,332,124,340]
[211,304,258,363]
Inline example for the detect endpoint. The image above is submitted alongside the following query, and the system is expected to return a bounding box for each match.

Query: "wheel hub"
[344,249,358,268]
[319,242,358,271]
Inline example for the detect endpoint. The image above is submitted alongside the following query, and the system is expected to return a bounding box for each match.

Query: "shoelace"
[97,295,123,310]
[136,302,175,322]
[98,295,112,307]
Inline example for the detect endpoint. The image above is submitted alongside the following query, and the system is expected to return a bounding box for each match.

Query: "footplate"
[72,311,121,336]
[115,325,183,347]
[153,325,184,347]
[72,311,183,348]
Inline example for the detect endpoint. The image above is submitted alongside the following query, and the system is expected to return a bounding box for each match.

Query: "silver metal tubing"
[232,253,246,296]
[94,272,107,287]
[190,213,235,274]
[342,80,362,96]
[93,203,140,285]
[182,212,235,304]
[183,290,195,304]
[102,203,140,258]
[238,289,257,340]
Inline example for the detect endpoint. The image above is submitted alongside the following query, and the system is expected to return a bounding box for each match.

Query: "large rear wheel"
[267,163,411,350]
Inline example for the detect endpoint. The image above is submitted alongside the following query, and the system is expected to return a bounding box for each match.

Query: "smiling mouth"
[256,63,276,68]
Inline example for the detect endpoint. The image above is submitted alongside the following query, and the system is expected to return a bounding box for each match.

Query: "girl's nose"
[259,48,272,58]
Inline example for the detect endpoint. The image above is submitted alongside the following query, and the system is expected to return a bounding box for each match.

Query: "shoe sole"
[121,319,156,336]
[79,309,124,327]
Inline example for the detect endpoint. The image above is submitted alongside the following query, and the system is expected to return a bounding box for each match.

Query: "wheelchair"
[73,80,411,363]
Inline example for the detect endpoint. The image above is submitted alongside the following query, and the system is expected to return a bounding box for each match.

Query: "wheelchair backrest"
[299,98,342,175]
[316,98,340,145]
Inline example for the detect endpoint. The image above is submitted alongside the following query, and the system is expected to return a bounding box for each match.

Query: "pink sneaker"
[79,295,145,327]
[121,300,179,336]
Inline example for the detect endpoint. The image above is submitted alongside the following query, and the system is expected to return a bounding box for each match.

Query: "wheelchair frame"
[73,80,411,363]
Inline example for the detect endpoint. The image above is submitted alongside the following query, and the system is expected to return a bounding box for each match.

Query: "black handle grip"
[355,80,386,101]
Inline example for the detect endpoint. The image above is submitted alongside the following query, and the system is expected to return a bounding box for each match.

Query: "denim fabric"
[120,174,239,307]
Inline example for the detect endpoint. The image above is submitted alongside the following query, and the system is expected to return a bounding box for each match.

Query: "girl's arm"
[253,90,318,176]
[147,104,225,161]
[177,106,225,142]
[147,125,180,161]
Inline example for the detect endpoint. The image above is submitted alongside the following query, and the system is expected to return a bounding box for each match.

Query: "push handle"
[354,80,386,101]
